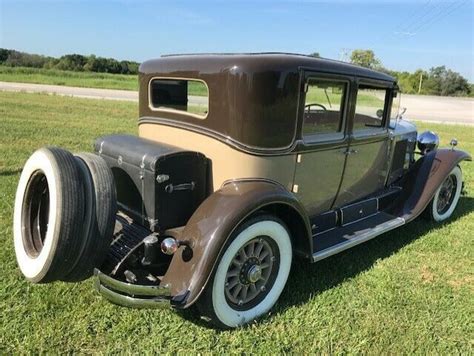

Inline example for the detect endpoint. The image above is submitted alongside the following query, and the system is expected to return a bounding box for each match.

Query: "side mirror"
[376,109,384,118]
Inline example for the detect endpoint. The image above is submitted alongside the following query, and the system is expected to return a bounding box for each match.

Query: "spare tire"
[61,153,117,282]
[14,147,85,283]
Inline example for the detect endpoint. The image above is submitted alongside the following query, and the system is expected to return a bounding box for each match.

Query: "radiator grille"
[389,139,408,182]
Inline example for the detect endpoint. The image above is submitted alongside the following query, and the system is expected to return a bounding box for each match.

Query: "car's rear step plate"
[312,212,405,262]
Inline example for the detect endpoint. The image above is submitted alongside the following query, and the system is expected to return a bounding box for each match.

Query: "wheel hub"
[239,257,261,285]
[247,264,262,284]
[224,236,279,309]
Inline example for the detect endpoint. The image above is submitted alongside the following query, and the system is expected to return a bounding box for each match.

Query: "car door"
[293,72,351,217]
[333,79,393,207]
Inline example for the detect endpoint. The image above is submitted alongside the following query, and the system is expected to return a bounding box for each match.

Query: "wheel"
[197,215,292,328]
[424,166,463,222]
[13,147,85,283]
[61,153,117,282]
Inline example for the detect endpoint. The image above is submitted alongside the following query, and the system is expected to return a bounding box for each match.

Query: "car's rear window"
[149,78,209,119]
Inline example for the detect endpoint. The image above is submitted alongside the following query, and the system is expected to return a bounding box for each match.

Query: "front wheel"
[424,166,463,222]
[197,215,292,328]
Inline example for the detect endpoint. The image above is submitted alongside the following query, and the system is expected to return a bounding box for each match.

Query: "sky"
[0,0,473,81]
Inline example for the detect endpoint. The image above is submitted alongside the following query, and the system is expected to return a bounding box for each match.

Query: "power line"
[408,0,469,34]
[367,0,434,47]
[368,0,468,49]
[390,0,434,36]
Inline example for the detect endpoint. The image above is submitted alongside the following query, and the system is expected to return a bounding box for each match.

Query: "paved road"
[400,94,473,125]
[1,81,472,125]
[0,81,139,102]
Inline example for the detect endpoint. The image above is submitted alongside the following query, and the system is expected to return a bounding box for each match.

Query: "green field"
[1,92,473,353]
[0,66,209,97]
[0,66,139,91]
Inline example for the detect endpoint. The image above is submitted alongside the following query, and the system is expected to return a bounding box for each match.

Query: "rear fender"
[161,180,311,308]
[393,148,471,222]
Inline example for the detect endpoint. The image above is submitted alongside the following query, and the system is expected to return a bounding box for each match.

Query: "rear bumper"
[94,269,171,308]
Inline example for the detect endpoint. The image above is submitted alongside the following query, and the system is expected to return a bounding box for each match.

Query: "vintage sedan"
[13,54,471,328]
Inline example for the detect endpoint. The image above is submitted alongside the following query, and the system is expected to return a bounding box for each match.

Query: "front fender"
[394,148,471,222]
[160,180,311,308]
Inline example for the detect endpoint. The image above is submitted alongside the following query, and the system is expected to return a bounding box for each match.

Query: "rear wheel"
[197,215,292,328]
[424,166,463,222]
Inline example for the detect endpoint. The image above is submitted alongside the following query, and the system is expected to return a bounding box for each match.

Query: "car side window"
[303,79,347,138]
[353,85,388,131]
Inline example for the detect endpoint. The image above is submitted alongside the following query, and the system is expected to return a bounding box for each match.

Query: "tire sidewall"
[211,218,292,328]
[431,166,463,222]
[13,149,60,282]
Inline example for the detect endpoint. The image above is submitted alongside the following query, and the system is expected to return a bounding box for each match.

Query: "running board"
[312,212,405,262]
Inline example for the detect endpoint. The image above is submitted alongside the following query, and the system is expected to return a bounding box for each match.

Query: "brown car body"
[98,53,470,309]
[13,53,470,328]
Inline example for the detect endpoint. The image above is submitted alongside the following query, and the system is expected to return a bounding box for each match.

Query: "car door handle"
[165,182,195,193]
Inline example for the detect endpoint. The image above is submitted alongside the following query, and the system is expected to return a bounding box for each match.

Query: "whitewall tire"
[13,147,85,283]
[197,215,292,328]
[425,166,463,222]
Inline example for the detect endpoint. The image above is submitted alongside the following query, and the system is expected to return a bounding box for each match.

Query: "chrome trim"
[96,269,170,296]
[312,217,405,262]
[221,177,290,191]
[94,269,171,308]
[96,282,169,309]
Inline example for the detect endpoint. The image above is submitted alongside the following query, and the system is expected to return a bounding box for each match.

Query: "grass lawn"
[0,66,208,97]
[0,66,139,91]
[0,92,473,353]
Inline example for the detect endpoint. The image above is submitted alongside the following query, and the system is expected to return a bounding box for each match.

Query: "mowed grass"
[1,91,473,353]
[0,66,139,91]
[0,66,207,96]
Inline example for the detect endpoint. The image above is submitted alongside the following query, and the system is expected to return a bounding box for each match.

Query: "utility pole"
[418,73,423,94]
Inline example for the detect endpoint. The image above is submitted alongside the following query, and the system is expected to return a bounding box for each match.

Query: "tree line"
[0,48,139,75]
[1,48,471,96]
[310,50,471,96]
[348,49,471,97]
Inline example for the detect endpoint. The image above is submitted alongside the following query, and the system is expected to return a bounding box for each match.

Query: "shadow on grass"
[0,168,22,176]
[179,196,473,330]
[276,196,474,312]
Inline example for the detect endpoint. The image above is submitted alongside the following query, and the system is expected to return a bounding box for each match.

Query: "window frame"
[352,81,391,136]
[148,76,210,120]
[301,74,351,145]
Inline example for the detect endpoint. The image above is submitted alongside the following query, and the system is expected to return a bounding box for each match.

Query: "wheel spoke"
[247,242,255,257]
[227,277,239,290]
[250,283,257,295]
[255,241,264,257]
[231,258,242,267]
[241,285,249,300]
[226,268,239,277]
[259,249,269,261]
[232,284,242,299]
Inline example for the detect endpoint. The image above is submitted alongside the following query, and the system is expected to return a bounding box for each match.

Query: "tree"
[0,48,11,63]
[308,52,320,58]
[350,49,381,69]
[55,54,87,71]
[4,50,49,68]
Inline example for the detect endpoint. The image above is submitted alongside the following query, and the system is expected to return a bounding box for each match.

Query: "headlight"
[417,131,439,154]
